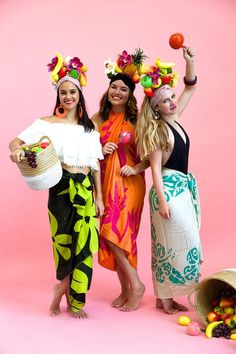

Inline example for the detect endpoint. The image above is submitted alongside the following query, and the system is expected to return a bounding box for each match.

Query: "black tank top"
[163,121,190,174]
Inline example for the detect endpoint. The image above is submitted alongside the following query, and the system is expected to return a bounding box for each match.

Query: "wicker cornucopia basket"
[188,269,236,326]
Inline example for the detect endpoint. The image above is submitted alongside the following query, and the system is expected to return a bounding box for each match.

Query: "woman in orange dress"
[92,73,148,311]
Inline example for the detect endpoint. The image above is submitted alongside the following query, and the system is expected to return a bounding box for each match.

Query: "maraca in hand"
[169,33,185,50]
[118,131,132,167]
[118,130,132,145]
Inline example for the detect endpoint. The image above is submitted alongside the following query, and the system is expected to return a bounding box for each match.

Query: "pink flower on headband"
[47,57,58,72]
[149,68,161,85]
[67,57,83,72]
[118,50,132,69]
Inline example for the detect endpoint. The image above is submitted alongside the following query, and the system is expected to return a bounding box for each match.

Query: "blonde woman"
[136,47,202,314]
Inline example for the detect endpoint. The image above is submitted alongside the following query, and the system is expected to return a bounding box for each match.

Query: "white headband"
[56,76,82,90]
[150,84,173,109]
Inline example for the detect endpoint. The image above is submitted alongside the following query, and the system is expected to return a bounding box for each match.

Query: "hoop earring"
[79,102,83,119]
[55,105,67,118]
[154,111,160,120]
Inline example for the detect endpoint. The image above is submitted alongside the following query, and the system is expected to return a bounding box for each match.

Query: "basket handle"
[39,136,52,144]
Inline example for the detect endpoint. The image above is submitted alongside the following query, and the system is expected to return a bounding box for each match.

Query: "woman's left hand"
[95,197,105,217]
[120,165,137,176]
[183,46,195,62]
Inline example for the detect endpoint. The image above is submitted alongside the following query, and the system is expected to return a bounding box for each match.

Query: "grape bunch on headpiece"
[47,52,88,87]
[140,58,179,97]
[104,48,148,84]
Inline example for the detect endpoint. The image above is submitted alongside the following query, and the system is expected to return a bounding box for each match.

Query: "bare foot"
[156,298,188,312]
[156,298,179,315]
[111,292,129,308]
[120,283,145,312]
[49,284,63,317]
[68,308,88,319]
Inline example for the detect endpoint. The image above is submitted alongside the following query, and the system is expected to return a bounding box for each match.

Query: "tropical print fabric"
[48,169,99,311]
[149,168,202,299]
[99,111,146,270]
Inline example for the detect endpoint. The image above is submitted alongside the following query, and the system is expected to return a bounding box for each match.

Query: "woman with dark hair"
[9,53,104,319]
[92,51,149,312]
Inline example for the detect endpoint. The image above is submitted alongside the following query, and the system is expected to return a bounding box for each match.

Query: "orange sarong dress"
[99,111,146,270]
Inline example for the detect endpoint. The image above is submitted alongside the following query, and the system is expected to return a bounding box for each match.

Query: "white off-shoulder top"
[17,119,103,170]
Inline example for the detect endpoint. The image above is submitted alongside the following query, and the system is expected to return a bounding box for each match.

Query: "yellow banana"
[230,333,236,340]
[115,64,122,73]
[51,52,63,83]
[205,321,223,338]
[155,57,175,69]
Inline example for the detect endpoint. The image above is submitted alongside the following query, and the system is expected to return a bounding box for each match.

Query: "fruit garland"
[140,57,179,97]
[104,48,148,84]
[47,52,88,87]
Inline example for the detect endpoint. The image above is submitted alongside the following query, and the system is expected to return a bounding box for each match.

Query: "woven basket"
[17,136,62,190]
[188,269,236,326]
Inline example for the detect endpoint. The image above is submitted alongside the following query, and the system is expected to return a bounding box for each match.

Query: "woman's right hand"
[159,201,171,220]
[10,148,25,163]
[102,142,118,155]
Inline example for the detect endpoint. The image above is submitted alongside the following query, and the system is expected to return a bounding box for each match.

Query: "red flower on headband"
[47,57,58,72]
[67,57,83,72]
[117,50,132,69]
[149,68,161,85]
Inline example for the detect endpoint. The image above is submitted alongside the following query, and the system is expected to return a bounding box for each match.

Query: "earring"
[154,111,160,120]
[79,102,83,118]
[55,105,67,118]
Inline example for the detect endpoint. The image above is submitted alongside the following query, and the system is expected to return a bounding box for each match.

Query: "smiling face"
[155,89,178,116]
[108,80,130,109]
[58,81,80,111]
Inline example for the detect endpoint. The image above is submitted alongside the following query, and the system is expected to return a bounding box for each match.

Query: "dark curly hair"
[98,88,138,125]
[53,87,95,132]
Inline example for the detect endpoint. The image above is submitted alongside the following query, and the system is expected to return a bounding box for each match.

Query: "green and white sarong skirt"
[48,169,99,312]
[149,168,202,299]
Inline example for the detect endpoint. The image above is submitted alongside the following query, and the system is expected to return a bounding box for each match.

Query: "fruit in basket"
[213,306,224,315]
[230,333,236,340]
[178,315,191,326]
[220,312,231,321]
[224,306,235,315]
[205,320,223,338]
[212,323,231,339]
[40,142,49,149]
[207,311,220,323]
[224,317,236,329]
[211,298,220,307]
[186,322,201,336]
[219,297,235,308]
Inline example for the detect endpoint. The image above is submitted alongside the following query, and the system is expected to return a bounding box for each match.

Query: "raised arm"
[177,47,196,116]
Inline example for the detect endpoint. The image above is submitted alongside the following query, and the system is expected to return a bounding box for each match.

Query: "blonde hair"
[136,96,169,160]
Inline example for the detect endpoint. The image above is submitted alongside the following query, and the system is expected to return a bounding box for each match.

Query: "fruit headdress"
[104,48,148,86]
[140,57,179,97]
[47,52,88,90]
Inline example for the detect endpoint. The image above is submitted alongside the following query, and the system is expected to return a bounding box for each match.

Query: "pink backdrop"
[0,1,236,352]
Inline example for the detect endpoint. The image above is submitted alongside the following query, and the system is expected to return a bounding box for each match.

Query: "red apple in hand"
[207,311,220,323]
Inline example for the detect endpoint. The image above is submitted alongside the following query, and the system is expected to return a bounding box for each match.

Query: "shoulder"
[91,112,103,131]
[40,116,55,122]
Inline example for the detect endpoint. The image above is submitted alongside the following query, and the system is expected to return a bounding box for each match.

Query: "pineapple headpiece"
[140,57,179,97]
[104,48,148,89]
[47,52,88,90]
